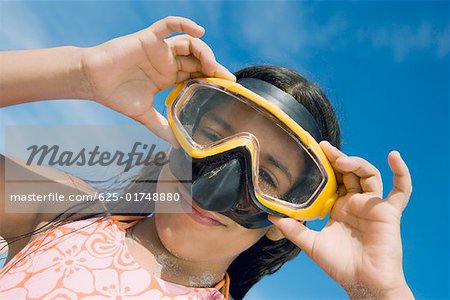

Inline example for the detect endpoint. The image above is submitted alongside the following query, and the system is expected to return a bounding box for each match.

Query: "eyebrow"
[208,112,233,132]
[267,154,293,184]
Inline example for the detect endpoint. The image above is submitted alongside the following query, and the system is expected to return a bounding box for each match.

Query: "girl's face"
[155,100,302,262]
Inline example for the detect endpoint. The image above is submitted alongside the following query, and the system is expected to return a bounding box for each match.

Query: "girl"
[0,17,414,299]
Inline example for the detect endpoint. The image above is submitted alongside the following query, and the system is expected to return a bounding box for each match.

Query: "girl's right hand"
[80,16,235,146]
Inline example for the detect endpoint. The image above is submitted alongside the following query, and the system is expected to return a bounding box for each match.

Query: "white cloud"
[234,2,448,64]
[234,3,348,64]
[0,1,142,154]
[0,2,49,49]
[358,21,449,62]
[237,3,349,63]
[437,23,450,59]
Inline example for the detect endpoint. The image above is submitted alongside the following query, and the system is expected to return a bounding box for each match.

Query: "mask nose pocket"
[192,158,243,212]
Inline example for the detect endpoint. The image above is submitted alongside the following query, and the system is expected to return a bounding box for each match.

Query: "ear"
[265,225,285,241]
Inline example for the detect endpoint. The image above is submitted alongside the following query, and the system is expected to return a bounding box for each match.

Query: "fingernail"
[219,71,235,81]
[228,73,237,81]
[267,215,278,222]
[217,64,235,80]
[320,140,330,147]
[197,25,205,33]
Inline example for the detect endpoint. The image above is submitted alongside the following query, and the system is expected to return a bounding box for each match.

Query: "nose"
[192,158,243,212]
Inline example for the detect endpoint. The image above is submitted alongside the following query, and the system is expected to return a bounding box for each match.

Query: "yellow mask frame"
[165,78,338,221]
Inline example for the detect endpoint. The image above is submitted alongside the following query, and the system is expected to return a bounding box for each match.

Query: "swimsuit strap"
[109,215,147,230]
[213,272,230,299]
[110,215,231,299]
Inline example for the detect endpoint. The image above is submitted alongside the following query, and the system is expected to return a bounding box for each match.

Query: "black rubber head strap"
[237,78,322,141]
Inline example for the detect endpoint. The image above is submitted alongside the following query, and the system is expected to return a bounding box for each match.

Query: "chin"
[154,212,225,261]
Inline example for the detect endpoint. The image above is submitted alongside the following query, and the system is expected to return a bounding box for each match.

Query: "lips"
[176,185,227,227]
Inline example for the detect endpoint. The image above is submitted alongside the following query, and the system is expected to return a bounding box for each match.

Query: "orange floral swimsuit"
[0,217,229,300]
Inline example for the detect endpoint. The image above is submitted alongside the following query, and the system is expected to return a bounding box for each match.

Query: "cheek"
[225,226,268,257]
[155,213,268,262]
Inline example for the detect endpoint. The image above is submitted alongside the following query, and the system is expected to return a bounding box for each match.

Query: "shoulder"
[5,153,97,225]
[0,153,99,258]
[4,154,96,195]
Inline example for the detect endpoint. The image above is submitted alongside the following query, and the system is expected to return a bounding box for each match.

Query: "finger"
[175,55,202,73]
[167,35,194,56]
[187,40,236,80]
[133,108,180,148]
[320,141,359,191]
[336,172,344,185]
[168,35,235,80]
[386,151,412,211]
[168,35,217,75]
[320,141,360,193]
[320,141,381,196]
[149,16,205,40]
[189,71,205,78]
[337,184,347,197]
[341,171,363,194]
[174,56,235,81]
[320,140,347,168]
[332,193,382,224]
[175,71,191,82]
[215,63,236,81]
[335,156,383,196]
[175,71,206,83]
[268,215,317,257]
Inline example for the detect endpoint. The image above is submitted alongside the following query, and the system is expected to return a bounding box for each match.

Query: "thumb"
[268,215,317,257]
[134,108,180,149]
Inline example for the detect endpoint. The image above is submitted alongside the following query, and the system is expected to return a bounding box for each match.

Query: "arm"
[0,47,90,106]
[0,154,41,258]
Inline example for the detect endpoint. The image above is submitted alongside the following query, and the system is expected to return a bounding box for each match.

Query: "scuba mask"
[166,78,338,229]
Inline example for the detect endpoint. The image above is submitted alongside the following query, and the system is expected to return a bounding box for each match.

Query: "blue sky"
[0,1,449,299]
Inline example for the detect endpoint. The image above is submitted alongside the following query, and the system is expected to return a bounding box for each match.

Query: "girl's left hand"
[269,141,414,299]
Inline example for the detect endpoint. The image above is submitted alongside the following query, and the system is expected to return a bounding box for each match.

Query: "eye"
[259,168,278,188]
[199,128,223,142]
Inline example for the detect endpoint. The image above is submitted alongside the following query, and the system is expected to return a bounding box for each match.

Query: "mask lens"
[174,84,326,207]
